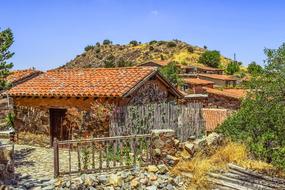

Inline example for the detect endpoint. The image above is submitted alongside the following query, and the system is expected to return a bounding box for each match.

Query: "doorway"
[50,108,68,145]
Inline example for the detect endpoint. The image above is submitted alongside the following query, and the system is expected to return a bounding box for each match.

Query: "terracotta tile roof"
[204,87,247,99]
[199,74,237,81]
[6,69,42,84]
[183,78,214,85]
[202,108,233,131]
[8,67,159,97]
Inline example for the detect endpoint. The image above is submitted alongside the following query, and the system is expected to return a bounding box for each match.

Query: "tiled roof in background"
[8,67,157,97]
[183,78,214,85]
[202,108,233,131]
[204,87,247,99]
[199,74,237,81]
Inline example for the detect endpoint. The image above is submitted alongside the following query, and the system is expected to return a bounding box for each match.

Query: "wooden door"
[50,109,67,145]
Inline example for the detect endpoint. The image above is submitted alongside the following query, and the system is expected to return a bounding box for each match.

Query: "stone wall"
[0,146,14,181]
[150,129,179,164]
[207,93,241,110]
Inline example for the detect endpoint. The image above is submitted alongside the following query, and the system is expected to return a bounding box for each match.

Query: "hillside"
[63,40,233,69]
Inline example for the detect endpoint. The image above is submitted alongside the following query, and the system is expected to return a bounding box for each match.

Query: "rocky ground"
[0,141,187,190]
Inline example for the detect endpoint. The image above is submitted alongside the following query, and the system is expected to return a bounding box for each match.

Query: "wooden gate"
[53,134,152,177]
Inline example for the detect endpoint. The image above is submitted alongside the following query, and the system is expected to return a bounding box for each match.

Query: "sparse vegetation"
[172,141,281,189]
[65,40,232,69]
[198,50,221,68]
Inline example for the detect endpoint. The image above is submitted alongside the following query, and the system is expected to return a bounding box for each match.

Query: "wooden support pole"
[53,138,59,178]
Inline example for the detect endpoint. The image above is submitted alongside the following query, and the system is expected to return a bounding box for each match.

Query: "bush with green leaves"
[159,62,182,86]
[129,40,138,46]
[187,46,194,53]
[198,50,221,68]
[103,39,112,45]
[149,40,157,45]
[217,43,285,170]
[247,61,263,74]
[84,45,95,51]
[225,61,240,75]
[167,41,177,48]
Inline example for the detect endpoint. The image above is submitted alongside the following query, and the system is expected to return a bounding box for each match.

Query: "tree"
[0,28,14,91]
[198,50,221,68]
[217,43,285,170]
[225,61,240,75]
[247,61,263,74]
[159,62,182,86]
[103,39,112,45]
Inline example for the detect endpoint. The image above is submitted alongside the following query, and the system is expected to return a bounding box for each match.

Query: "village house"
[180,65,224,75]
[182,77,214,94]
[0,69,42,127]
[7,67,183,145]
[204,87,247,109]
[198,73,237,87]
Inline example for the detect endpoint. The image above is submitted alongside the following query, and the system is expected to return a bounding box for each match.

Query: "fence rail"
[54,134,152,177]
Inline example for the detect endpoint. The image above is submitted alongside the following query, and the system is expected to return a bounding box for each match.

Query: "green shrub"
[217,43,285,170]
[187,46,194,53]
[149,40,157,45]
[159,61,183,86]
[149,46,154,51]
[225,61,240,75]
[96,42,100,46]
[198,50,221,68]
[84,45,95,51]
[247,61,263,74]
[129,40,138,46]
[167,41,177,48]
[103,39,112,45]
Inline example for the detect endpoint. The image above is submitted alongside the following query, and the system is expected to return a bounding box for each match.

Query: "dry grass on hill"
[171,142,284,190]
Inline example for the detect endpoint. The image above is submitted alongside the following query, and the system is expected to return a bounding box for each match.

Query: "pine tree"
[0,28,14,91]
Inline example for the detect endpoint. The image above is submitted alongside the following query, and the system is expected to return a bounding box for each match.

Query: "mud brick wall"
[207,93,241,110]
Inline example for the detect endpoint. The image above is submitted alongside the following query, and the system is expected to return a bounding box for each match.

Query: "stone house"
[182,78,214,94]
[204,87,247,110]
[180,65,224,75]
[7,67,183,145]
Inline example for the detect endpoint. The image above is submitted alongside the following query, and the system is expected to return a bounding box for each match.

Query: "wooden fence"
[110,102,205,141]
[53,134,152,177]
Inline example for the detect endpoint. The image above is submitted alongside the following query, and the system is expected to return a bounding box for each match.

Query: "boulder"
[193,138,207,150]
[130,178,139,188]
[206,132,222,146]
[147,165,159,173]
[108,174,122,187]
[184,142,195,155]
[165,155,180,166]
[157,164,169,174]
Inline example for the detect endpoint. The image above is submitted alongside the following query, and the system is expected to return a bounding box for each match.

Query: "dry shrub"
[17,132,50,147]
[172,141,282,190]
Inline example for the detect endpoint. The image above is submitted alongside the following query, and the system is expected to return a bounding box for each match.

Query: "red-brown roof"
[183,78,214,85]
[6,69,42,84]
[8,67,182,98]
[204,87,247,99]
[202,108,233,131]
[199,74,237,81]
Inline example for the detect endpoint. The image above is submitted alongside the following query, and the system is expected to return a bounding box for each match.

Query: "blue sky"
[1,0,284,70]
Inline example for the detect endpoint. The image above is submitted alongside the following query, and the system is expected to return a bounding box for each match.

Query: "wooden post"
[133,135,137,165]
[53,138,59,178]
